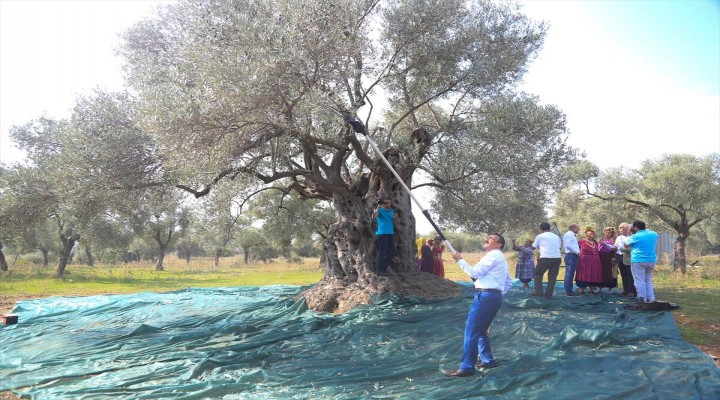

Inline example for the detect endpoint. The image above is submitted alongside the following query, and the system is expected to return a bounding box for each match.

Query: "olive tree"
[119,0,575,311]
[564,155,720,272]
[2,117,110,278]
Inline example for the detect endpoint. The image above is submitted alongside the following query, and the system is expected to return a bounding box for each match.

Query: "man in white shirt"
[444,234,512,377]
[562,224,581,296]
[614,222,636,297]
[532,222,562,298]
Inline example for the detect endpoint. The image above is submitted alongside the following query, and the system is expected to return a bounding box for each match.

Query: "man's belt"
[474,288,501,294]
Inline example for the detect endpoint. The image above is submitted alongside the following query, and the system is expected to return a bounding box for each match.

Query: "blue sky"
[582,0,719,95]
[519,0,719,172]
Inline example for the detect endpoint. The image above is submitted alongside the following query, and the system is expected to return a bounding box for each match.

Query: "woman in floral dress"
[512,238,535,288]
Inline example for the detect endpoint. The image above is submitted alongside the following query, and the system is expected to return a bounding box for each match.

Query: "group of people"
[526,220,659,303]
[373,198,660,378]
[444,220,659,378]
[416,236,446,277]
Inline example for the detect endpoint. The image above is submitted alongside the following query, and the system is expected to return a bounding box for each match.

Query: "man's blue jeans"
[563,253,579,293]
[459,291,502,371]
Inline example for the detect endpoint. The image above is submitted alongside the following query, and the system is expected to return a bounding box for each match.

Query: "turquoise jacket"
[625,229,659,263]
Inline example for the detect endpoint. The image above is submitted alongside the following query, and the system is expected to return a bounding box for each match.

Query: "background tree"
[251,189,336,260]
[175,237,206,265]
[118,0,577,311]
[127,236,153,263]
[128,188,191,271]
[78,217,133,265]
[195,181,256,268]
[1,116,107,278]
[566,154,720,272]
[20,220,60,267]
[236,227,272,264]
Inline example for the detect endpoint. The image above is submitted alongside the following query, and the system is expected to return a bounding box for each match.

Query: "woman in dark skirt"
[597,227,618,292]
[417,237,434,274]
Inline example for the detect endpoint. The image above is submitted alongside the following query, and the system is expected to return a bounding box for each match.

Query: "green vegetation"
[0,256,324,299]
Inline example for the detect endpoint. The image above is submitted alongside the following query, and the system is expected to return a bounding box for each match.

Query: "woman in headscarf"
[417,237,434,273]
[512,238,535,289]
[576,227,603,294]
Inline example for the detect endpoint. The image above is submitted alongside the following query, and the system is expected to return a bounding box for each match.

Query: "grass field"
[1,253,718,365]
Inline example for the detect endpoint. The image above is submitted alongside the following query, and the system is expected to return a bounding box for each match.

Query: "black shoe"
[444,369,475,377]
[475,362,498,369]
[565,291,579,297]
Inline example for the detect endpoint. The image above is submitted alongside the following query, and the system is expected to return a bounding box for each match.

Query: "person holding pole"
[444,234,512,377]
[373,197,397,276]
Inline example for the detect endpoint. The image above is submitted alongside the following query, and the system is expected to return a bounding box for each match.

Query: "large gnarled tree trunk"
[302,152,461,312]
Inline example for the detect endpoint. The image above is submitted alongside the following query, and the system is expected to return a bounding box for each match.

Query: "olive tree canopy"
[120,0,576,311]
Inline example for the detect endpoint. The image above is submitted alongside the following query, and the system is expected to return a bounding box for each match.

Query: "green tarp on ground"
[1,282,719,399]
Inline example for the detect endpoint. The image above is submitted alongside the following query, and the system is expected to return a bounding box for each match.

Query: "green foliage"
[175,238,206,263]
[431,93,578,234]
[251,189,335,257]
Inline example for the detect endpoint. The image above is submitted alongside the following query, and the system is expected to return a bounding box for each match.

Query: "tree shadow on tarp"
[1,282,718,399]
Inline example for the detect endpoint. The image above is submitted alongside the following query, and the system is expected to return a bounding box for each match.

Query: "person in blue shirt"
[373,197,397,276]
[625,220,659,304]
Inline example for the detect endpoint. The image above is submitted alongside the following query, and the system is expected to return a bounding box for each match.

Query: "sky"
[1,0,719,233]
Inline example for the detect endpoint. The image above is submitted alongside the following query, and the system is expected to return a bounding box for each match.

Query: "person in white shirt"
[532,222,562,298]
[562,224,581,296]
[444,234,512,377]
[614,222,636,297]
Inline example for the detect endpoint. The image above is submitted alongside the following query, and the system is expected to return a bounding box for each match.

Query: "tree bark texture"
[84,246,95,267]
[214,250,221,268]
[41,248,49,267]
[55,234,78,278]
[674,235,688,274]
[155,244,166,271]
[0,249,8,271]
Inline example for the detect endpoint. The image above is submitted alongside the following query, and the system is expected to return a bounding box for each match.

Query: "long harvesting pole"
[344,113,457,253]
